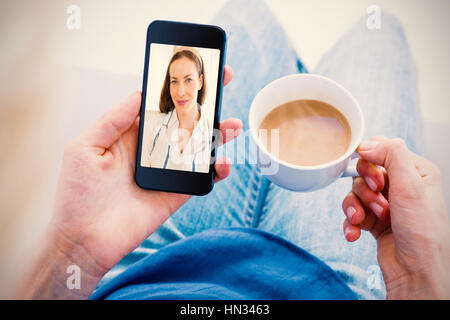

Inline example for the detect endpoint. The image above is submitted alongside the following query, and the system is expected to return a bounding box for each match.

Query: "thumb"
[357,137,421,184]
[79,91,142,151]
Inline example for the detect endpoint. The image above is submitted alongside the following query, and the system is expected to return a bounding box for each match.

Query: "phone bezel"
[135,20,227,196]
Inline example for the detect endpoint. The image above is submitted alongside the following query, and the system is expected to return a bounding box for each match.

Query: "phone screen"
[140,43,221,174]
[135,20,226,195]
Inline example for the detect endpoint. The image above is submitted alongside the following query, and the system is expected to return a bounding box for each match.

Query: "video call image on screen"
[140,43,220,173]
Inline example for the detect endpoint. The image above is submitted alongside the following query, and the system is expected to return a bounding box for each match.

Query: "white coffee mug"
[249,74,364,192]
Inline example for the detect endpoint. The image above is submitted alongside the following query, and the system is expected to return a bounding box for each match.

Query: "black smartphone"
[135,20,227,196]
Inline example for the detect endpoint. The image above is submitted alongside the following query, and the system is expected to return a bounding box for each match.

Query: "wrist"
[385,254,450,299]
[20,225,107,299]
[386,271,442,299]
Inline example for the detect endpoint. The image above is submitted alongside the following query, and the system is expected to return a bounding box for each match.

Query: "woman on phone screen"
[142,47,212,173]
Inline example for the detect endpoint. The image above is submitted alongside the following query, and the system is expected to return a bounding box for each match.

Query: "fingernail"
[370,202,384,218]
[365,177,377,192]
[359,141,379,151]
[344,226,352,239]
[346,206,356,222]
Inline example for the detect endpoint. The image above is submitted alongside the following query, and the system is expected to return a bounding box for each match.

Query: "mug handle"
[342,151,359,177]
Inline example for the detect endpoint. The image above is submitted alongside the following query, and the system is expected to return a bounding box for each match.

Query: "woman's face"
[169,57,203,111]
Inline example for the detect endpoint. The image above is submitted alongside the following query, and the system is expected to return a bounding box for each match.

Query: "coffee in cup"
[258,99,352,167]
[249,74,364,191]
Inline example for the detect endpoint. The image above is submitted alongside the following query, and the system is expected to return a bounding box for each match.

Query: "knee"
[364,8,407,43]
[381,11,407,39]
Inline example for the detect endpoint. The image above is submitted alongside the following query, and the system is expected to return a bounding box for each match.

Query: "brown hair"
[159,49,206,113]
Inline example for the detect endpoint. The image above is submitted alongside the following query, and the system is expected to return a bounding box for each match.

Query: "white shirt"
[142,104,212,173]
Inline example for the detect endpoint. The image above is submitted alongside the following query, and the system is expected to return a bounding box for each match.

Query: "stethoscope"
[149,109,211,171]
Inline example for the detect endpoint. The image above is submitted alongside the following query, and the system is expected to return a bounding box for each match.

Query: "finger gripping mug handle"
[342,151,359,177]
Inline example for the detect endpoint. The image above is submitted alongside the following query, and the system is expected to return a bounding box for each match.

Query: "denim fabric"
[97,0,424,300]
[91,228,357,300]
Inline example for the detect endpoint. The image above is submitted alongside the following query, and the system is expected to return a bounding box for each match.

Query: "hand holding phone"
[23,21,242,299]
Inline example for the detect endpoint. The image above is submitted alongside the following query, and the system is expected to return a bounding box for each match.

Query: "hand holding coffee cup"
[249,74,364,191]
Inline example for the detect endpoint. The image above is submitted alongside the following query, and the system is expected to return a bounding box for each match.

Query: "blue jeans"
[99,0,425,300]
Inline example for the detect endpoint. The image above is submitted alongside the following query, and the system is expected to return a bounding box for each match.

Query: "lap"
[101,4,424,300]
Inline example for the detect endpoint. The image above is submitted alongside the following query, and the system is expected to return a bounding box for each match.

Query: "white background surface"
[60,0,450,125]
